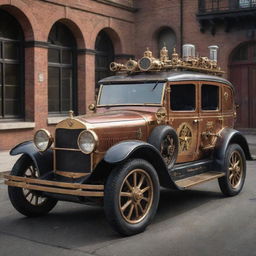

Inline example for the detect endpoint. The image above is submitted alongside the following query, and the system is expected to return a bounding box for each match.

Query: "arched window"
[0,10,24,119]
[48,22,77,115]
[95,31,114,93]
[157,28,176,55]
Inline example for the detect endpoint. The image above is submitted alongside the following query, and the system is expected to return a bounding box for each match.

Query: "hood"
[76,110,158,152]
[77,110,156,128]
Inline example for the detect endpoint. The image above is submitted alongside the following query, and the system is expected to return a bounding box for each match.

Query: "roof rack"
[110,46,225,77]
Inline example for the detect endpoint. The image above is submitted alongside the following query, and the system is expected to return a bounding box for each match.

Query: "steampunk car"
[5,44,252,236]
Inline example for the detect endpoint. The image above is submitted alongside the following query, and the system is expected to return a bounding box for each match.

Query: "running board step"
[175,172,225,189]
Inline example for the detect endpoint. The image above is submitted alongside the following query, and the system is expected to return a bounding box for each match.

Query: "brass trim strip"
[52,147,81,152]
[5,180,104,197]
[55,171,90,178]
[5,175,104,190]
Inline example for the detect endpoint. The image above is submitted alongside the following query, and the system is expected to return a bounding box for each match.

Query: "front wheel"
[218,144,246,196]
[104,159,160,236]
[8,154,58,217]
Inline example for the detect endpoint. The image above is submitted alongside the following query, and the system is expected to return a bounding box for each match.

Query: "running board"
[175,172,225,189]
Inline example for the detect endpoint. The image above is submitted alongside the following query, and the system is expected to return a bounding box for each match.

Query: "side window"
[201,84,219,111]
[170,84,195,111]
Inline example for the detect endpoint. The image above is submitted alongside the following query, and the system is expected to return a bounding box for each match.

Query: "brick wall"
[0,0,135,150]
[0,0,253,150]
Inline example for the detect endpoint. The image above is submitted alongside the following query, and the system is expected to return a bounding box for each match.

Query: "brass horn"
[109,62,126,72]
[126,59,138,72]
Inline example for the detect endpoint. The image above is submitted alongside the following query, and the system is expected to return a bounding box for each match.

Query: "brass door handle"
[193,119,202,124]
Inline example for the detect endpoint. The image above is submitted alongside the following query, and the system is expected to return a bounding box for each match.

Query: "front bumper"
[4,175,104,197]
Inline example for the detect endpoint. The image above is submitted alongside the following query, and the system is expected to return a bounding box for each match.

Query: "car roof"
[99,71,233,87]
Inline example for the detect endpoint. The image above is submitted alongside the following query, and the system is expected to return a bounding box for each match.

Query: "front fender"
[10,141,53,175]
[104,140,178,189]
[213,128,253,172]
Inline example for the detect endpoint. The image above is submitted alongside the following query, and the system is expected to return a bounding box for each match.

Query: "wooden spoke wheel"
[22,165,47,207]
[104,159,160,236]
[119,169,153,224]
[8,154,57,217]
[218,144,246,196]
[228,151,244,189]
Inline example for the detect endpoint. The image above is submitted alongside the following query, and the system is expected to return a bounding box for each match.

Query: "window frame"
[169,82,197,112]
[0,26,24,120]
[200,83,221,113]
[48,26,77,116]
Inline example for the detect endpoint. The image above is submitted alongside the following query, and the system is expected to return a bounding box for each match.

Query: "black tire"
[148,125,178,169]
[218,144,246,196]
[104,159,160,236]
[8,154,57,217]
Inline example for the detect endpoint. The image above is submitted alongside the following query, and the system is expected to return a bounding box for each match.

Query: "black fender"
[104,140,178,189]
[213,128,253,172]
[10,141,53,175]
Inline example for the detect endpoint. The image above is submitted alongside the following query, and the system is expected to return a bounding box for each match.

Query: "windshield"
[98,82,165,106]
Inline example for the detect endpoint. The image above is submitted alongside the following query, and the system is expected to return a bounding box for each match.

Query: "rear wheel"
[104,159,160,236]
[8,154,57,217]
[218,144,246,196]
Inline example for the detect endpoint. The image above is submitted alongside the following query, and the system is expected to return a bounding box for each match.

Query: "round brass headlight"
[78,130,98,154]
[34,129,53,152]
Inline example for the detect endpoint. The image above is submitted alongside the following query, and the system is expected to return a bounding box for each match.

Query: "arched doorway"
[95,30,114,94]
[229,42,256,128]
[0,9,24,119]
[157,27,176,56]
[48,22,77,115]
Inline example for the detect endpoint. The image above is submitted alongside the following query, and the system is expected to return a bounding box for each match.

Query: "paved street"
[0,160,256,256]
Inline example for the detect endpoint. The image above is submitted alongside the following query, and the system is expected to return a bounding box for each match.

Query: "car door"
[168,82,200,163]
[198,82,222,158]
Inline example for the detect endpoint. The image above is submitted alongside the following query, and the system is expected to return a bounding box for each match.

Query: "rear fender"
[104,140,178,189]
[213,128,252,172]
[10,141,53,175]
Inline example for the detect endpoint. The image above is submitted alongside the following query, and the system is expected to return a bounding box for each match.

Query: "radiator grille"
[55,128,91,173]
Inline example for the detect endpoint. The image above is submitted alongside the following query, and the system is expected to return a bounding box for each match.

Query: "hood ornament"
[69,110,74,119]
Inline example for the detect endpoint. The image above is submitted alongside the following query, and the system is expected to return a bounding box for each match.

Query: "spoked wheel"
[119,169,153,224]
[22,165,48,207]
[148,125,178,169]
[8,154,57,217]
[228,150,244,189]
[218,144,246,196]
[160,135,176,167]
[104,159,160,236]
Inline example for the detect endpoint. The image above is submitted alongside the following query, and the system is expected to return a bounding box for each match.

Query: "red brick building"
[0,0,255,150]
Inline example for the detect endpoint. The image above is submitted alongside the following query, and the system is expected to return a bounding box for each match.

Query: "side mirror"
[88,103,96,112]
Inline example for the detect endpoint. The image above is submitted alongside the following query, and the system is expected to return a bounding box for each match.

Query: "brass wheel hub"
[228,151,243,189]
[119,169,153,224]
[132,187,143,202]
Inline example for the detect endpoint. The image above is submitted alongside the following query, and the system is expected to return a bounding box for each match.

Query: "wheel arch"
[10,141,53,175]
[213,128,252,172]
[91,141,178,189]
